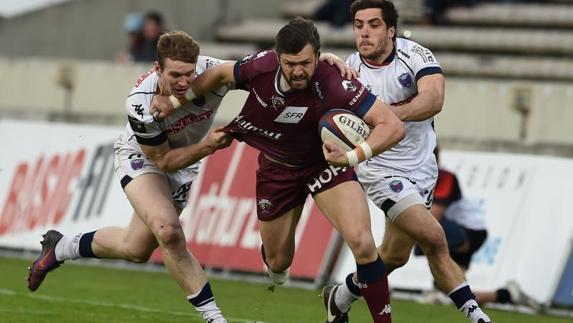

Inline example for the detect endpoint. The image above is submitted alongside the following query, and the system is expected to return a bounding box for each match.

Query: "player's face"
[278,43,318,91]
[353,8,395,63]
[155,57,196,97]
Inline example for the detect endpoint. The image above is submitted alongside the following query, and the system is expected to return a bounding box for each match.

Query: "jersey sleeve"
[233,50,275,91]
[197,55,233,96]
[125,92,167,146]
[324,66,377,118]
[434,169,462,207]
[407,42,443,82]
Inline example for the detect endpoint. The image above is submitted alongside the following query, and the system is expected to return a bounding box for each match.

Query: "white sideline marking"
[0,308,53,315]
[0,288,266,323]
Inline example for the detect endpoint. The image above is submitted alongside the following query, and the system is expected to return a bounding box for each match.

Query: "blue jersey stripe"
[354,92,377,118]
[415,66,442,82]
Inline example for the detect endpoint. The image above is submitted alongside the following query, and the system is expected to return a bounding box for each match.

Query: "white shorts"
[113,138,200,209]
[357,159,438,222]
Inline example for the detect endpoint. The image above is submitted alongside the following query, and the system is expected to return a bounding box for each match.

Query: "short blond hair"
[156,31,200,70]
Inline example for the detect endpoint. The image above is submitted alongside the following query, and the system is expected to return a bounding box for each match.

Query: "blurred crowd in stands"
[116,11,166,63]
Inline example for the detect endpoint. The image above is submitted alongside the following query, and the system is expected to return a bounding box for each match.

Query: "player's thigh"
[394,204,444,247]
[123,173,180,230]
[259,205,304,259]
[313,181,374,248]
[379,217,416,262]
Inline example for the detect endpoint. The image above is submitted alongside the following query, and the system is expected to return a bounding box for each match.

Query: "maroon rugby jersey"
[225,50,377,166]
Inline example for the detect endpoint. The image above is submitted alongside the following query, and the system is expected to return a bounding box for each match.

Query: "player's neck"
[363,43,395,67]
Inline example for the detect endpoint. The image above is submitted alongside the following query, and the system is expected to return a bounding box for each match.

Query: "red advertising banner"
[175,141,339,280]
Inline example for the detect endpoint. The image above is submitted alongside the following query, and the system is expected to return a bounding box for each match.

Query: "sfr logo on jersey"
[273,106,308,124]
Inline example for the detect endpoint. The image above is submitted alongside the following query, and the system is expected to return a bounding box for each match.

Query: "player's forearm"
[191,62,235,97]
[154,142,214,172]
[391,90,443,122]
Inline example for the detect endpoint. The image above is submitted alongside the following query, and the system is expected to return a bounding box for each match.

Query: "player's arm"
[323,98,404,167]
[140,126,232,172]
[151,62,236,119]
[390,73,444,121]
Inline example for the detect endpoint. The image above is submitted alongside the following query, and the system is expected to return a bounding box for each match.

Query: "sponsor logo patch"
[273,106,308,124]
[398,73,413,88]
[130,159,144,170]
[271,95,285,110]
[342,80,357,92]
[389,179,403,192]
[257,199,273,213]
[128,116,147,133]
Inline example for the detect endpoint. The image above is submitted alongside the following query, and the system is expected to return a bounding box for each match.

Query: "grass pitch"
[0,257,569,322]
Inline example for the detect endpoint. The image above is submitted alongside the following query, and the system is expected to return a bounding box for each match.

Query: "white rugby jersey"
[347,38,442,173]
[119,56,230,155]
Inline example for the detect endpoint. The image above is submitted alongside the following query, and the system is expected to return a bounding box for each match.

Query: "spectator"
[313,0,353,27]
[116,12,144,63]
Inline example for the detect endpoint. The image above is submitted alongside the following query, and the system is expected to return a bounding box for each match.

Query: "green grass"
[0,257,569,322]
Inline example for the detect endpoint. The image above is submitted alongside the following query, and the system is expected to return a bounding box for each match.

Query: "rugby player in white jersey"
[27,31,231,323]
[321,1,492,323]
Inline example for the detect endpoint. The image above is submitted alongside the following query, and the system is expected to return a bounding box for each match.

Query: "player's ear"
[389,27,396,40]
[154,61,161,75]
[316,50,321,65]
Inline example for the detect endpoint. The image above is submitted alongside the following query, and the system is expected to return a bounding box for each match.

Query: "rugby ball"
[318,109,370,151]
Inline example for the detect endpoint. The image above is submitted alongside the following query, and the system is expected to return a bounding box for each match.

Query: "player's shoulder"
[397,38,439,64]
[346,51,361,67]
[130,68,158,96]
[196,55,227,74]
[237,50,278,74]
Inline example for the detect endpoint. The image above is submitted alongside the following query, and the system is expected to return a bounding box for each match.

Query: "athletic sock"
[187,283,225,322]
[496,288,512,303]
[54,232,88,261]
[449,282,491,323]
[356,257,392,323]
[335,273,362,312]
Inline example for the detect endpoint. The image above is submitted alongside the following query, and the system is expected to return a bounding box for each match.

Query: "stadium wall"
[1,58,572,148]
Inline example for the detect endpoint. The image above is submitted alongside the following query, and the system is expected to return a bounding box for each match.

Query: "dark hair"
[156,31,199,70]
[145,11,164,27]
[275,17,321,56]
[350,0,399,40]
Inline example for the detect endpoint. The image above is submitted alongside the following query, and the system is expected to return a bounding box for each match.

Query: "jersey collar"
[360,43,396,69]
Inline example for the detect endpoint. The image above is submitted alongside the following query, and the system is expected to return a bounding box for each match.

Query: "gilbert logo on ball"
[318,109,370,151]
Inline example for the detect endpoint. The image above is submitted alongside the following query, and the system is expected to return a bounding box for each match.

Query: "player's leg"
[259,205,304,285]
[27,187,159,292]
[393,204,490,323]
[123,173,225,322]
[314,181,391,323]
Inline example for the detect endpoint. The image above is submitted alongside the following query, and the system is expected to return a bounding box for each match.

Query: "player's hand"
[322,140,349,167]
[319,53,358,80]
[150,95,175,121]
[204,126,233,153]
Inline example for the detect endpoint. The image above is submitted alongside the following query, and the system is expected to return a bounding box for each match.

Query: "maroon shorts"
[255,154,357,221]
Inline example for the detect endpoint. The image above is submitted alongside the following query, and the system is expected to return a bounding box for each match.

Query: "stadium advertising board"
[0,120,132,250]
[0,120,339,282]
[331,151,573,304]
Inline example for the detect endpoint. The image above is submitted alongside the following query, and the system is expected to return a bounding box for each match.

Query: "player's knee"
[418,227,448,255]
[152,221,185,248]
[264,252,293,273]
[346,234,377,262]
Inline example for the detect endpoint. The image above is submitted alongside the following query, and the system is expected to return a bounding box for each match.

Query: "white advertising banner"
[0,120,132,250]
[331,151,573,304]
